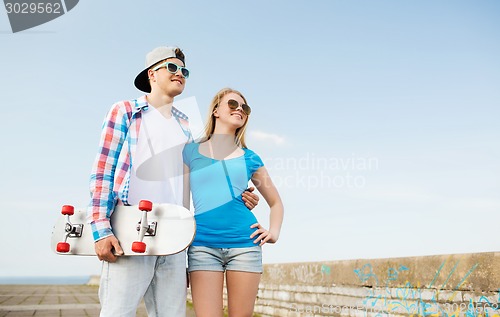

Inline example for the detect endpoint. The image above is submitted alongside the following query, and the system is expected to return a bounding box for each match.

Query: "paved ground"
[0,284,195,316]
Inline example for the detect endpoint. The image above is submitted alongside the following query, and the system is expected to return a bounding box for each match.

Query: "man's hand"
[94,235,124,262]
[242,187,259,210]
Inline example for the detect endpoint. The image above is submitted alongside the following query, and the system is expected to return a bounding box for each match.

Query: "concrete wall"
[87,251,498,316]
[254,252,500,317]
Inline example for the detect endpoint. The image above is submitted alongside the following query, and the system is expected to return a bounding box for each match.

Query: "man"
[88,46,259,316]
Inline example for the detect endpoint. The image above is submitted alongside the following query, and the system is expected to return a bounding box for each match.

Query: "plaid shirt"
[88,95,192,241]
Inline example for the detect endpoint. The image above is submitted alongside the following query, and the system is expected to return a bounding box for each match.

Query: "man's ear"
[148,69,156,83]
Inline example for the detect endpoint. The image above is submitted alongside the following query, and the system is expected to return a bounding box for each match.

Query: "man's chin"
[170,87,185,97]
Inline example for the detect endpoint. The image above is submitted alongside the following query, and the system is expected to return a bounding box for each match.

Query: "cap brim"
[134,68,151,93]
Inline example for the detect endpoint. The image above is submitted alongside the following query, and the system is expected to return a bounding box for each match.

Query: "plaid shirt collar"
[133,95,189,120]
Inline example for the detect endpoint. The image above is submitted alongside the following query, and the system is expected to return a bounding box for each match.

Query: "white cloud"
[250,130,286,145]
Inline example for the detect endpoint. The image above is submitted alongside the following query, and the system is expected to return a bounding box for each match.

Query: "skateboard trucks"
[131,200,155,253]
[56,205,82,253]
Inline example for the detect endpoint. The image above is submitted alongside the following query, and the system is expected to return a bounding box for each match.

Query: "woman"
[182,88,284,317]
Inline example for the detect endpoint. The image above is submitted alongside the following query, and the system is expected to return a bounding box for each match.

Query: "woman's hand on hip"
[250,223,277,246]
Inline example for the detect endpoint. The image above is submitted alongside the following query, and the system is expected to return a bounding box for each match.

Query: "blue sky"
[0,0,499,278]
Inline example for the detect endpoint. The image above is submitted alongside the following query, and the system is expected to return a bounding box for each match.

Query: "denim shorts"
[188,245,262,273]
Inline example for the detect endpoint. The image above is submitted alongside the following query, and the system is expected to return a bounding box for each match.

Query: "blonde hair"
[203,88,249,148]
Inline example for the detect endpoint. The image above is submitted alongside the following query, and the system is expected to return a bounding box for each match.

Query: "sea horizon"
[0,276,92,285]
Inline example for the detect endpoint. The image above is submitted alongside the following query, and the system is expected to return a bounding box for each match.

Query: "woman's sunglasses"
[227,99,251,115]
[153,62,190,79]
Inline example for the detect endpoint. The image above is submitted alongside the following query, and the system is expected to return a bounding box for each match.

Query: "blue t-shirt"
[182,142,264,248]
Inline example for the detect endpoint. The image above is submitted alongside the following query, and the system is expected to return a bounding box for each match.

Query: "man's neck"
[146,92,174,118]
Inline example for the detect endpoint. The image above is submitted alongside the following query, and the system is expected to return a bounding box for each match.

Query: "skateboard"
[51,200,195,256]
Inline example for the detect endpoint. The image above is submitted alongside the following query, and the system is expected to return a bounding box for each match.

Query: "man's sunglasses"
[227,99,251,115]
[153,62,190,79]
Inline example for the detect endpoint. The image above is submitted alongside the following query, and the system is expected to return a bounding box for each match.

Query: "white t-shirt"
[128,106,188,206]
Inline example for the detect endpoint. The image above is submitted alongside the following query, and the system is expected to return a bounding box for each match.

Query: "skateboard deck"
[51,200,195,256]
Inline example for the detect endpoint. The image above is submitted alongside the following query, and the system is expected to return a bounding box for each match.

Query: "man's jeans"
[98,251,187,317]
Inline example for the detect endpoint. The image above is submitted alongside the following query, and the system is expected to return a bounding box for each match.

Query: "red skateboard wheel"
[61,205,74,215]
[56,242,70,253]
[132,241,146,253]
[139,200,153,212]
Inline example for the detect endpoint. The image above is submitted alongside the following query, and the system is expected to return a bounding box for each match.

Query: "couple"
[87,45,284,317]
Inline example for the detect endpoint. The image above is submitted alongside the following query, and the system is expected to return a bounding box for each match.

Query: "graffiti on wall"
[266,263,333,284]
[353,260,499,317]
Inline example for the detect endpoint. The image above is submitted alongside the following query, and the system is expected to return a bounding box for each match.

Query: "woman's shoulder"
[184,141,200,150]
[182,141,200,159]
[243,147,264,167]
[243,147,259,157]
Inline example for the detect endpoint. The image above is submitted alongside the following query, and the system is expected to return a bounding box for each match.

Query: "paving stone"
[0,285,195,317]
